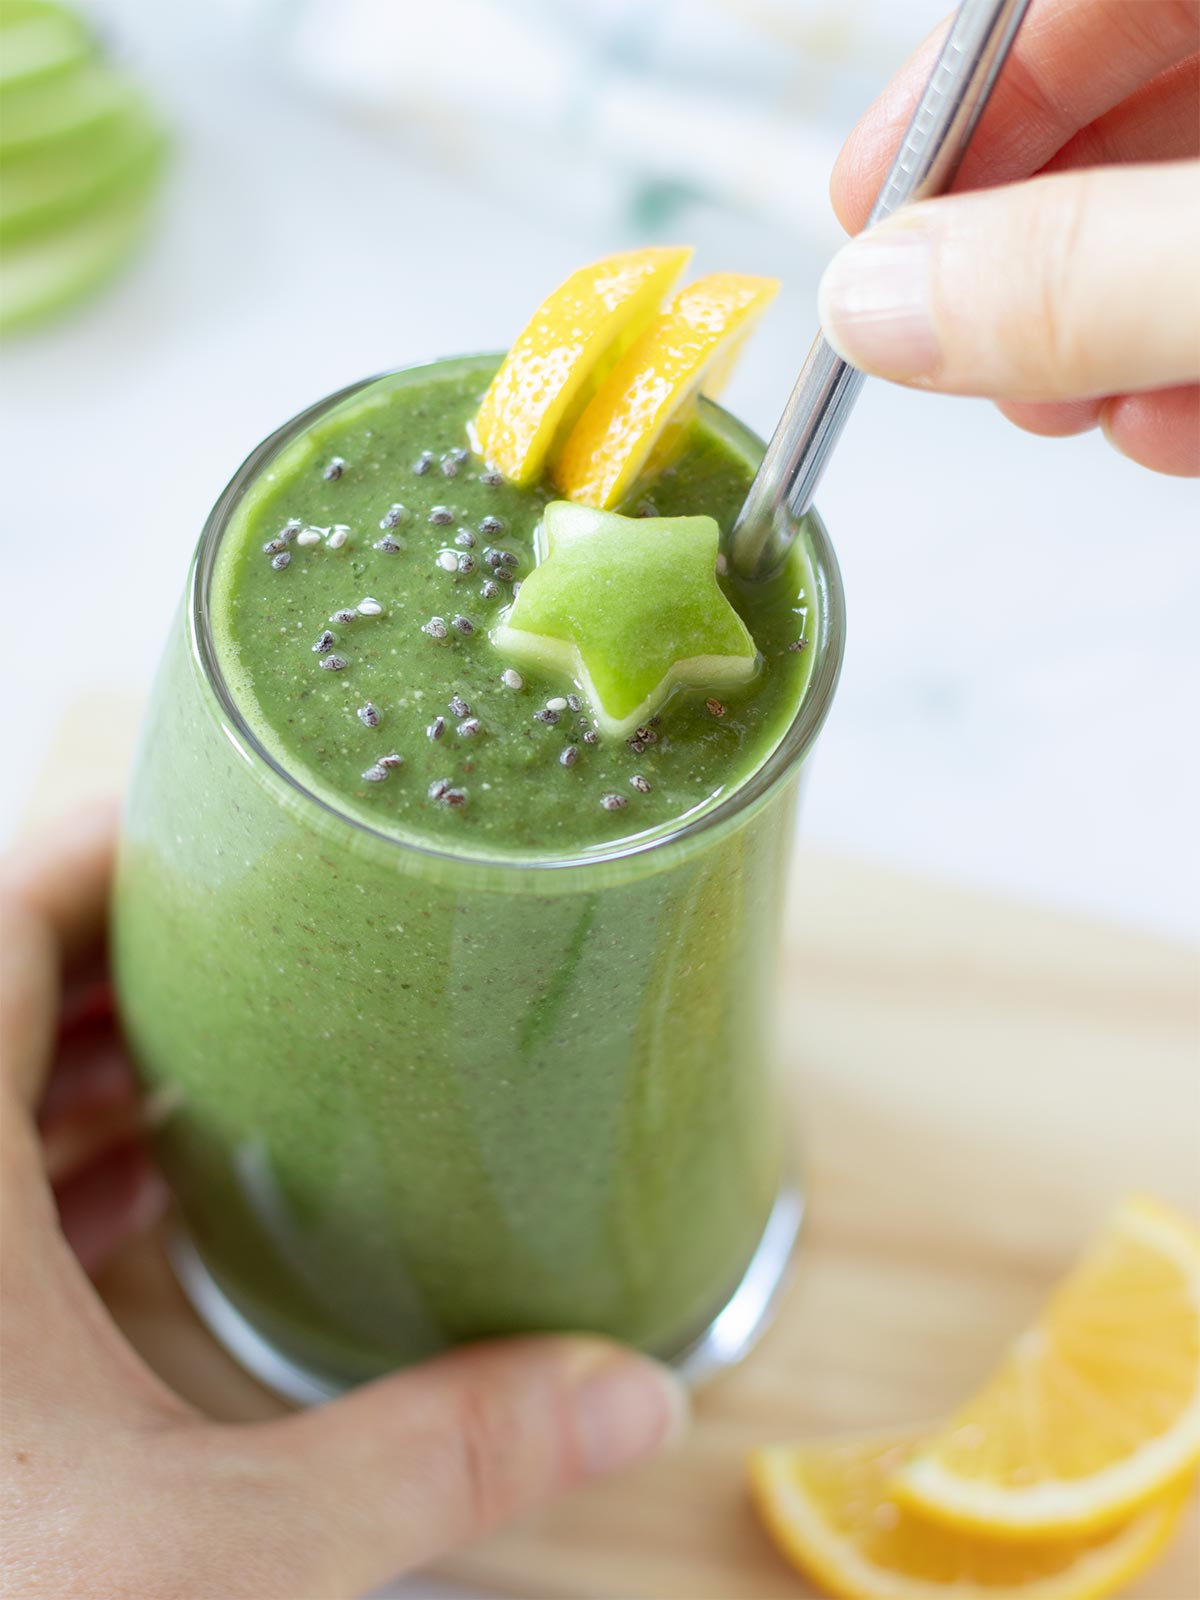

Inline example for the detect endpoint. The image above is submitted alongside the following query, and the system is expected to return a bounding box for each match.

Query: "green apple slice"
[493,500,758,738]
[0,99,165,242]
[0,61,135,156]
[0,2,90,90]
[0,180,155,332]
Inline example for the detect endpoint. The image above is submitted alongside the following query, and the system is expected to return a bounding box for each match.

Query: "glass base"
[170,1183,803,1405]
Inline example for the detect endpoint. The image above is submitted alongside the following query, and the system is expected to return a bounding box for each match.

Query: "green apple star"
[492,500,759,737]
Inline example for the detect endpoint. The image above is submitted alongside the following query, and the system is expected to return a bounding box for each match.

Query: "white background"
[0,3,1196,1594]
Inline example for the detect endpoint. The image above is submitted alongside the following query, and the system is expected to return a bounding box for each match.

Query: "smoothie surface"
[212,357,817,858]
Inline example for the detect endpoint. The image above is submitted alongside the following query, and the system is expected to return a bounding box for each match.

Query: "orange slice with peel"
[472,246,691,486]
[553,271,779,509]
[893,1195,1200,1539]
[749,1430,1187,1600]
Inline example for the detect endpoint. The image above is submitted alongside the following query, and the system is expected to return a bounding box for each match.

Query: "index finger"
[0,800,119,967]
[830,0,1200,232]
[0,804,119,1111]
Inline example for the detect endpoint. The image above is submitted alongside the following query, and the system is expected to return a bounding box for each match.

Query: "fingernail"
[818,219,939,380]
[569,1352,689,1477]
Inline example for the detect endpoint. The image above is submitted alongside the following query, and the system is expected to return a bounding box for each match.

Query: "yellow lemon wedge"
[553,271,779,509]
[893,1196,1200,1539]
[749,1430,1187,1600]
[472,246,692,485]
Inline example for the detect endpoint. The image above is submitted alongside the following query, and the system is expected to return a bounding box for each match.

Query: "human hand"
[820,0,1200,475]
[0,806,685,1600]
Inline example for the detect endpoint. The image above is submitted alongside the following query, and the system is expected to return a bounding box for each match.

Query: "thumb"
[226,1335,685,1597]
[817,160,1200,402]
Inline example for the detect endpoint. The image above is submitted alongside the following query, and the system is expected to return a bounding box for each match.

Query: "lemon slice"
[472,246,691,486]
[893,1196,1200,1538]
[553,271,779,509]
[749,1431,1187,1600]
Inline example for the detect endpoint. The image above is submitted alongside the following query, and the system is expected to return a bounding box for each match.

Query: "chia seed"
[715,552,729,576]
[357,598,383,617]
[635,726,658,745]
[492,566,514,584]
[429,506,454,526]
[380,504,409,529]
[323,457,346,481]
[414,451,435,476]
[427,778,449,800]
[480,469,504,487]
[327,526,349,549]
[486,548,519,570]
[375,536,402,553]
[271,550,291,570]
[357,702,381,728]
[600,792,628,811]
[332,608,358,625]
[427,716,445,741]
[422,617,449,639]
[451,614,474,635]
[627,738,646,754]
[279,519,301,542]
[319,654,348,671]
[378,751,404,769]
[789,636,808,651]
[706,698,726,717]
[501,669,524,691]
[630,774,652,794]
[448,445,469,463]
[440,455,459,478]
[560,745,579,768]
[443,787,469,808]
[567,694,583,713]
[582,729,600,745]
[546,697,567,712]
[263,538,287,555]
[479,515,506,537]
[534,708,560,725]
[456,553,476,575]
[454,529,476,548]
[457,717,482,738]
[362,764,388,783]
[312,630,336,654]
[296,527,323,546]
[436,551,458,573]
[480,579,501,600]
[636,501,658,518]
[511,580,522,596]
[448,694,471,718]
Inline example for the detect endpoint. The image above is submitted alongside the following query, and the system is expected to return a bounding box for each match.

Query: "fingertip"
[995,398,1104,438]
[564,1343,689,1477]
[828,140,866,235]
[1,799,122,964]
[1100,387,1200,476]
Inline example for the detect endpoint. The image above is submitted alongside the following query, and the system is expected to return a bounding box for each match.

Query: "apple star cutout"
[492,500,758,738]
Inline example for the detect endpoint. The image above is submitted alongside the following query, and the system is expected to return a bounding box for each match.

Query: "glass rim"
[188,353,846,880]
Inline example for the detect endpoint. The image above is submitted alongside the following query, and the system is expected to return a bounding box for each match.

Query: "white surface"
[0,4,1196,1592]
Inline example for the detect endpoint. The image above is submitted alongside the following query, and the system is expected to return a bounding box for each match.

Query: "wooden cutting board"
[28,696,1200,1599]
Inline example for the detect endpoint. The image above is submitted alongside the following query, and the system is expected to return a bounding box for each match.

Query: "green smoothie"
[114,354,843,1387]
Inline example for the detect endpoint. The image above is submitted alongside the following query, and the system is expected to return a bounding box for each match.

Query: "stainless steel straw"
[730,0,1032,579]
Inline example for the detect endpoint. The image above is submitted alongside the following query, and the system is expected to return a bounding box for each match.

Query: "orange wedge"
[553,271,779,509]
[472,246,691,485]
[749,1430,1187,1600]
[893,1196,1200,1539]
